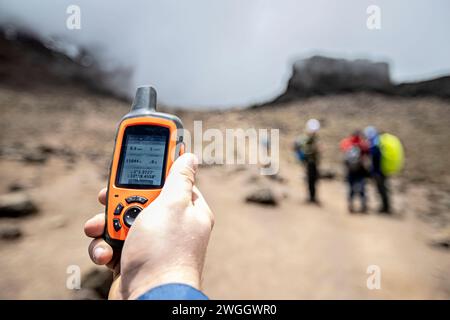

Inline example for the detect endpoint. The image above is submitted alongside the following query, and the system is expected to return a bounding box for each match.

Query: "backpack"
[344,145,363,172]
[294,137,306,162]
[294,135,317,163]
[379,133,404,176]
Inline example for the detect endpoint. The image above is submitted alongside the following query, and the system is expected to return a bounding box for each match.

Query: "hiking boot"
[348,204,355,213]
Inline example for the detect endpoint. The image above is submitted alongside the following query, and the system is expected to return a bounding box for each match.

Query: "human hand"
[84,153,214,299]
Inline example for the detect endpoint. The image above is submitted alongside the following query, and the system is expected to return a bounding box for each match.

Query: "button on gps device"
[113,218,122,232]
[103,86,184,248]
[125,196,148,204]
[123,206,142,228]
[114,203,124,215]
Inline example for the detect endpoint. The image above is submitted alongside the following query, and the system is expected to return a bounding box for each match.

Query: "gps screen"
[116,125,169,188]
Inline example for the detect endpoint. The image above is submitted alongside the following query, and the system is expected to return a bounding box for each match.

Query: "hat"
[364,126,378,140]
[306,119,320,133]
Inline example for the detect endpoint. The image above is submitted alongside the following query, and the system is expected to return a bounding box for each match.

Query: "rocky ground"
[0,83,449,299]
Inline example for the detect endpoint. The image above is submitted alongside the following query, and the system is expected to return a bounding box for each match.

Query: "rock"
[0,225,22,240]
[0,192,38,218]
[22,152,47,164]
[245,187,278,206]
[81,268,113,299]
[37,144,57,155]
[8,183,25,192]
[429,227,450,249]
[0,145,23,161]
[320,170,337,180]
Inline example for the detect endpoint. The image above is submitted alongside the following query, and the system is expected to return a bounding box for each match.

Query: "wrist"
[126,266,201,300]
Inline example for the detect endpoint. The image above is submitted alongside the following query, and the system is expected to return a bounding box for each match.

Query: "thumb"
[159,153,198,205]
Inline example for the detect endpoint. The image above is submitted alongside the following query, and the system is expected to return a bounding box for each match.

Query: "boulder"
[37,144,57,155]
[22,152,47,164]
[245,187,278,206]
[0,192,38,218]
[429,226,450,249]
[0,225,22,240]
[8,183,25,192]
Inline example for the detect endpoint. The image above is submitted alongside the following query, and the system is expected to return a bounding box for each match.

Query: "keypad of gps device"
[112,195,148,231]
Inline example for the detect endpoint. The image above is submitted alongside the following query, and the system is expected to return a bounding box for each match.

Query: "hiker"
[340,130,369,213]
[294,119,321,204]
[364,126,390,213]
[84,153,213,300]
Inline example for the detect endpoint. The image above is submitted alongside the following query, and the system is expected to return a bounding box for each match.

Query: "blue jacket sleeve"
[137,283,209,300]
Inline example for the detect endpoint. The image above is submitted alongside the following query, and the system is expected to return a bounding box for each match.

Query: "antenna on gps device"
[131,86,157,112]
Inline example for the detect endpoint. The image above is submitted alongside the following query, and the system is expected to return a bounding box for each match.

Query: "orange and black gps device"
[104,86,184,248]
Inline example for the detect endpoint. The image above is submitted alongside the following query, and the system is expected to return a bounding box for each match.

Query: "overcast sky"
[1,0,449,108]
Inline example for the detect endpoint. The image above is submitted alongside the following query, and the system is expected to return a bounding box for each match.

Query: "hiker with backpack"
[340,130,369,213]
[294,119,321,204]
[364,126,404,214]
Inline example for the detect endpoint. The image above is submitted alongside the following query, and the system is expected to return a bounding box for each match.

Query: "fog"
[1,0,449,108]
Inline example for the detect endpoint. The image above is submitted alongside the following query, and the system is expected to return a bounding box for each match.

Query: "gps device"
[104,86,184,248]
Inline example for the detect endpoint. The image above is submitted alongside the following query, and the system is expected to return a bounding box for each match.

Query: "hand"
[84,153,214,299]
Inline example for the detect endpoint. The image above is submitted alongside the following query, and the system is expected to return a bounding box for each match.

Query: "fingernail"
[93,247,105,263]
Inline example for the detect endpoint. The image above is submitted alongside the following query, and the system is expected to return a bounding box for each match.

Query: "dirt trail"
[200,163,450,299]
